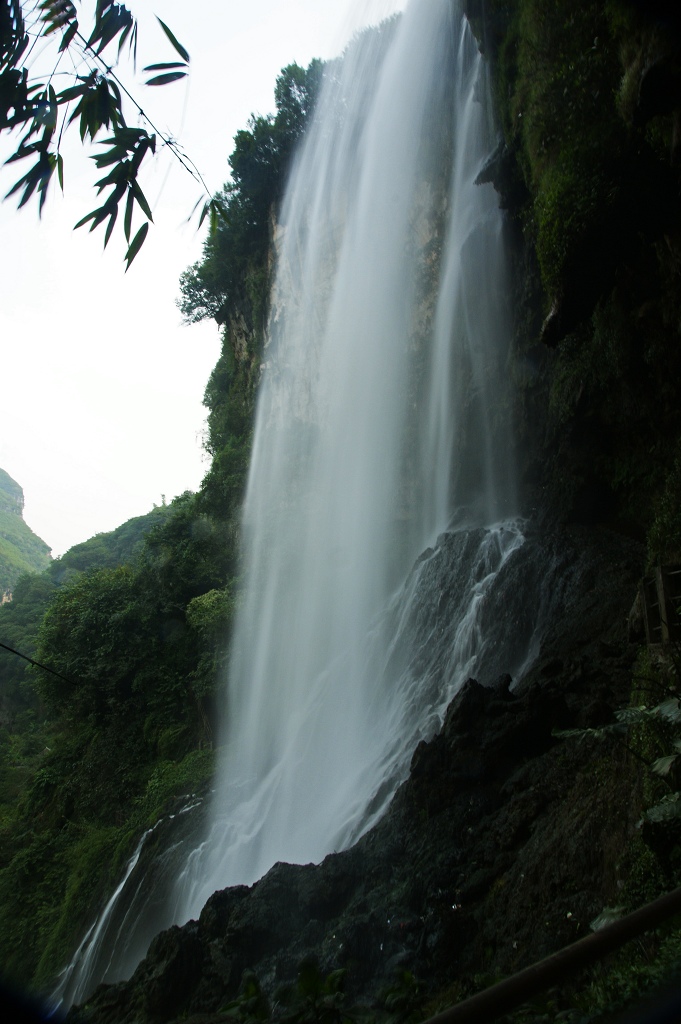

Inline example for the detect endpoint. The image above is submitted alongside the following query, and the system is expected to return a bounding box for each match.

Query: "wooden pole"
[422,886,681,1024]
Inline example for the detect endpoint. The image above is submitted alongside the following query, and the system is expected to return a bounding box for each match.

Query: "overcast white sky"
[0,0,406,556]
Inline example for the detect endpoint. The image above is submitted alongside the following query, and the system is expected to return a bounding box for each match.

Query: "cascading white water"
[50,826,155,1010]
[173,0,518,918]
[56,0,527,1003]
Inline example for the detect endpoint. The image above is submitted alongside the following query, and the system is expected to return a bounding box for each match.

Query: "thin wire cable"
[0,640,75,686]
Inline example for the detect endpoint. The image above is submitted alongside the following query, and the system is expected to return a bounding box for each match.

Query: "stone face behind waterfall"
[68,523,642,1023]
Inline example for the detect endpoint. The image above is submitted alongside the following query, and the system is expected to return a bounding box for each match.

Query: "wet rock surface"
[68,523,643,1024]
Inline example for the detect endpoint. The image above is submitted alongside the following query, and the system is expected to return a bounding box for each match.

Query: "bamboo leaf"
[124,188,134,241]
[131,180,153,222]
[74,209,98,230]
[88,207,110,231]
[39,0,77,37]
[142,62,187,72]
[58,82,89,104]
[88,3,134,55]
[4,143,40,165]
[145,72,188,87]
[58,19,79,52]
[210,201,220,235]
[94,165,126,190]
[38,157,55,214]
[186,194,205,224]
[118,20,132,57]
[615,706,653,725]
[17,178,39,208]
[124,221,148,270]
[103,206,117,248]
[156,17,190,63]
[197,199,210,229]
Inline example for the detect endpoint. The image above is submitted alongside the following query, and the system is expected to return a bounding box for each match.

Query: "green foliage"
[534,161,617,299]
[0,571,57,724]
[381,968,424,1020]
[221,970,272,1021]
[274,959,350,1024]
[36,563,142,720]
[136,748,214,824]
[0,740,215,990]
[557,648,681,815]
[31,823,123,987]
[177,62,321,583]
[176,61,317,547]
[178,59,322,328]
[186,585,235,702]
[496,0,625,299]
[0,487,234,991]
[0,503,171,742]
[48,503,172,580]
[1,1,194,263]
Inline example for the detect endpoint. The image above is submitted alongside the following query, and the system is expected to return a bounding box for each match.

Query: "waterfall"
[174,0,518,915]
[56,0,526,1005]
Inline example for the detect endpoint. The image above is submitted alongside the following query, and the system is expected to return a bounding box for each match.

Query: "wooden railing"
[422,886,681,1024]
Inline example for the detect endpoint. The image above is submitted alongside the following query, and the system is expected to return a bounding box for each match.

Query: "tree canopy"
[178,59,322,327]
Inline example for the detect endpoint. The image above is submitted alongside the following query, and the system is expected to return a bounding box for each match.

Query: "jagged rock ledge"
[67,525,643,1024]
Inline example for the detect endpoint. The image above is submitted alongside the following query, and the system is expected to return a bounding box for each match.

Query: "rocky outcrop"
[0,469,24,517]
[0,469,51,594]
[68,524,643,1024]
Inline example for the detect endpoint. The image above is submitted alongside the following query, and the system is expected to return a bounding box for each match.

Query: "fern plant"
[555,671,681,827]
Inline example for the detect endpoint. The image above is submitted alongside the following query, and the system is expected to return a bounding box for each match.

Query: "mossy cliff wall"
[465,0,681,561]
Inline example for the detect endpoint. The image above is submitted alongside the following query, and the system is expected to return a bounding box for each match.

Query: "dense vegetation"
[0,57,321,994]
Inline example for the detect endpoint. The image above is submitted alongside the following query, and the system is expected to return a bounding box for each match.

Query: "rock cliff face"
[463,0,681,551]
[0,469,51,595]
[68,522,643,1023]
[0,469,24,517]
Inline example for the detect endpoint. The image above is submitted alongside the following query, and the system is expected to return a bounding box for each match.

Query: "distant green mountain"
[47,502,173,584]
[0,469,51,597]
